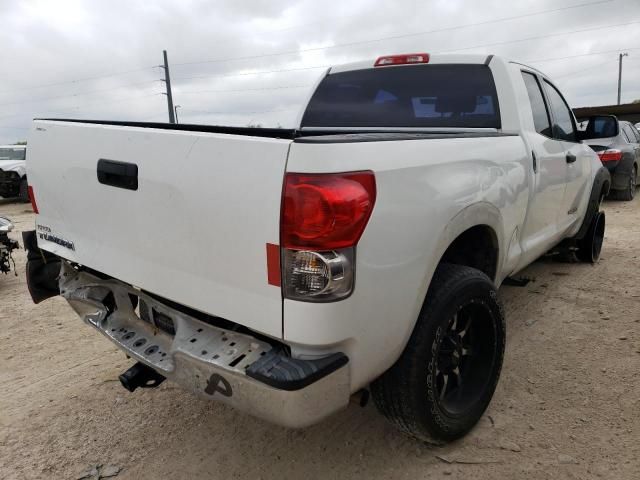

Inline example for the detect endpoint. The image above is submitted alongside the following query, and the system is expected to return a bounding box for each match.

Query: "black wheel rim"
[630,174,636,199]
[434,300,498,417]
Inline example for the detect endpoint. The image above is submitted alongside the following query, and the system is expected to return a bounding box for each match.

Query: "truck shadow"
[117,236,623,479]
[117,264,566,479]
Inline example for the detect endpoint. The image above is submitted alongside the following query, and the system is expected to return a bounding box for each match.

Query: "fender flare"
[430,202,505,283]
[574,166,610,241]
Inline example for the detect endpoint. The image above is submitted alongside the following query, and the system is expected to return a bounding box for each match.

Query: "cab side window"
[621,127,631,143]
[543,81,577,142]
[622,124,639,144]
[521,71,552,137]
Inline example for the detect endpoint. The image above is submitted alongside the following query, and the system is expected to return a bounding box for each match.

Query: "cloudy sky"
[1,0,640,143]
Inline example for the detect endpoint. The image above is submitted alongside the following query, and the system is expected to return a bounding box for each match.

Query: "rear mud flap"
[22,230,61,303]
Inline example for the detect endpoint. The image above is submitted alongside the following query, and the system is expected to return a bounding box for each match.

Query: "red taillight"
[28,185,39,214]
[282,171,376,250]
[374,53,430,67]
[597,149,622,162]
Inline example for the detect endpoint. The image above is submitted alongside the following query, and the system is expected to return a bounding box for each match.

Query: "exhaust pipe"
[119,362,166,392]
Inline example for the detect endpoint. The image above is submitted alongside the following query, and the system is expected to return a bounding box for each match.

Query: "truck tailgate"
[28,120,291,339]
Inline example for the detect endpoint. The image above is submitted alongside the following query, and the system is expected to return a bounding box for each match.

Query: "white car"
[0,145,28,202]
[24,53,609,443]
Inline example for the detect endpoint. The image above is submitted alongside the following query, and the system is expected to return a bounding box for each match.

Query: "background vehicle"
[581,116,640,200]
[0,216,18,276]
[24,53,609,443]
[0,145,28,202]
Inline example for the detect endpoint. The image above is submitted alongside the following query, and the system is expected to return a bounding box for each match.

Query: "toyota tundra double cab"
[23,53,609,442]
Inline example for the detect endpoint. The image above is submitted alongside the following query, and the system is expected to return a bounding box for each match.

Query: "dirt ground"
[0,196,639,480]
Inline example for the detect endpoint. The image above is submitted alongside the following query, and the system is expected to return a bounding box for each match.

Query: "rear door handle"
[97,159,138,191]
[566,153,577,164]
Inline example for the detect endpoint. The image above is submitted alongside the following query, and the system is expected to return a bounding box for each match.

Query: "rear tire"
[576,211,605,263]
[18,178,29,203]
[613,167,636,201]
[371,263,505,443]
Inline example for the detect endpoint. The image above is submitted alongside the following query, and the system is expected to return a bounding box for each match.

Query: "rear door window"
[621,127,631,143]
[622,123,638,144]
[543,81,577,142]
[521,72,552,137]
[301,64,500,128]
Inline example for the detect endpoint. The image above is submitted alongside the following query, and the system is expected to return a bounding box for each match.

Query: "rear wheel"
[371,263,505,443]
[18,178,29,203]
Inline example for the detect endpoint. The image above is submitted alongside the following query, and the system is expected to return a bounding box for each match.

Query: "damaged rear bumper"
[25,235,351,428]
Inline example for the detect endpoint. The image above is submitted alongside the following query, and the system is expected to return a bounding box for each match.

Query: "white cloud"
[1,0,639,142]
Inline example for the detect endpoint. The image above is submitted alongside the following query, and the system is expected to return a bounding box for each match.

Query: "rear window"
[586,117,618,139]
[301,64,500,129]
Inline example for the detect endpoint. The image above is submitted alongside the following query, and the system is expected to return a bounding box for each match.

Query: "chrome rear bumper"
[58,263,350,428]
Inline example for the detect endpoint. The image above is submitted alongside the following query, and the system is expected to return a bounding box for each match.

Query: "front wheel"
[371,263,505,443]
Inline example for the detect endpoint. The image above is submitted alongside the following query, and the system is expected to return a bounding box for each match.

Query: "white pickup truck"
[24,53,609,443]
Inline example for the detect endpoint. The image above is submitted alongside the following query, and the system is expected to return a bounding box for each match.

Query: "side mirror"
[580,115,619,141]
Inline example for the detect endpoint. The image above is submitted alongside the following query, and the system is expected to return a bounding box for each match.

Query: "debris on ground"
[77,464,121,480]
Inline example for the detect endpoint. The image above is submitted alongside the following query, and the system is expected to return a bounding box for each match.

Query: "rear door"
[519,71,567,254]
[541,79,591,229]
[27,121,291,339]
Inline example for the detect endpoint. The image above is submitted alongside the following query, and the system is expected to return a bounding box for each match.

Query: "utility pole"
[617,52,628,105]
[161,50,176,123]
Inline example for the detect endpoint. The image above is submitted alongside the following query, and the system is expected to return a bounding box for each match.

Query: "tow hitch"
[118,362,166,392]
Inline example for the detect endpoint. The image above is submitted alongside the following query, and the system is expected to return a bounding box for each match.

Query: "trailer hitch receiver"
[119,362,166,392]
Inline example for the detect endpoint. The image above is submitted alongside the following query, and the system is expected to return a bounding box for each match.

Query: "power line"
[552,60,618,80]
[0,0,621,103]
[181,106,299,115]
[0,80,161,108]
[526,46,640,64]
[171,45,640,87]
[169,20,640,91]
[0,66,156,97]
[438,20,640,54]
[74,92,162,108]
[0,108,82,121]
[172,0,614,67]
[178,85,311,95]
[173,65,330,82]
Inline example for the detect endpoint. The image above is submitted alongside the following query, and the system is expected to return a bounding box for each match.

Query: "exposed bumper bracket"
[57,262,351,428]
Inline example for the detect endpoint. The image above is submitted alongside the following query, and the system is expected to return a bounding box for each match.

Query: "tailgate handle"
[97,159,138,191]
